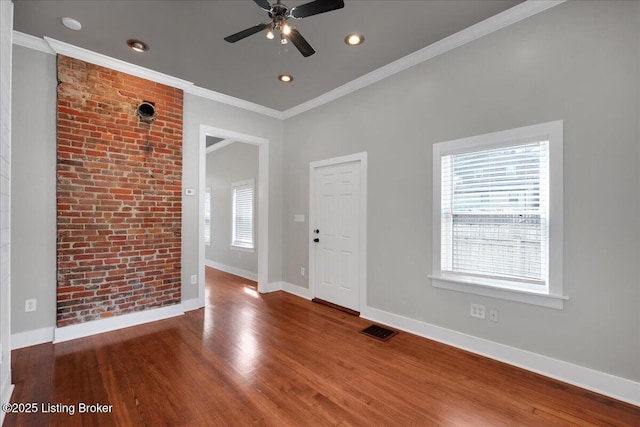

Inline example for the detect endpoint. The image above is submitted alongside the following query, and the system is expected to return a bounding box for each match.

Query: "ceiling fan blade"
[289,0,344,19]
[252,0,271,12]
[224,23,269,43]
[288,28,315,57]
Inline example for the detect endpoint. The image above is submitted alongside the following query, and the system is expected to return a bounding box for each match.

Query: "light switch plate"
[294,214,305,222]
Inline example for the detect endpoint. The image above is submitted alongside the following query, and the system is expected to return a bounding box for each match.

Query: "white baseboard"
[11,298,201,349]
[247,280,311,298]
[360,305,640,406]
[262,281,283,293]
[182,298,202,312]
[9,286,638,406]
[11,327,54,349]
[1,380,14,425]
[54,304,184,343]
[281,281,312,300]
[205,259,258,282]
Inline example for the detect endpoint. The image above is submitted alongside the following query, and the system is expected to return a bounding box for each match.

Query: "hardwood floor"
[6,267,639,426]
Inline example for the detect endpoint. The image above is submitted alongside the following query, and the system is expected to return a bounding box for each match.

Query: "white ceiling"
[12,0,522,111]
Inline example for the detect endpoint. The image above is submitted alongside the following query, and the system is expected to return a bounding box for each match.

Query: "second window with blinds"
[430,121,565,309]
[231,179,255,251]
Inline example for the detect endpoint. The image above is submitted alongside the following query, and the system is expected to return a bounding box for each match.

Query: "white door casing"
[198,124,269,303]
[309,153,367,312]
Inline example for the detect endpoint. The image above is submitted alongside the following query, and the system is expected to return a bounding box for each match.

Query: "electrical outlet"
[470,303,485,319]
[489,308,499,322]
[25,299,37,312]
[300,267,305,276]
[190,274,197,285]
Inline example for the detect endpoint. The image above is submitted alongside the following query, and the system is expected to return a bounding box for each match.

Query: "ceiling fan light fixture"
[224,0,344,57]
[278,74,293,83]
[266,29,275,39]
[345,32,364,46]
[127,39,149,53]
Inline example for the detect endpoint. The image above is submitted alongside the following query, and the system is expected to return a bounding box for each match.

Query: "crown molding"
[13,32,282,119]
[13,1,565,120]
[12,30,54,54]
[44,37,193,90]
[185,85,283,120]
[281,0,566,119]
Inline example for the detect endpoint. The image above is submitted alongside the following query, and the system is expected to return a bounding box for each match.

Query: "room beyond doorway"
[205,140,259,281]
[198,124,269,307]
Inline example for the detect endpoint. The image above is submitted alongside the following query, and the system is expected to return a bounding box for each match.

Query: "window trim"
[231,178,255,252]
[430,120,567,309]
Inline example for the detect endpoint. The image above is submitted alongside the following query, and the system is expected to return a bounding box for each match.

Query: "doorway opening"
[198,125,269,307]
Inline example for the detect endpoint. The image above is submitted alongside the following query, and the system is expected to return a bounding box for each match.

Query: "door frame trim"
[199,124,269,304]
[308,152,367,311]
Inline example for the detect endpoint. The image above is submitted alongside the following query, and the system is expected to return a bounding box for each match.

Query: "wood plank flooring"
[5,267,640,426]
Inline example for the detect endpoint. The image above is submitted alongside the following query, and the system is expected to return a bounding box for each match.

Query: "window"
[204,187,211,245]
[231,179,255,251]
[431,121,565,309]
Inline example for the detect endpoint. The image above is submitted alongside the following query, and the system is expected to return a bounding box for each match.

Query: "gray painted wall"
[7,0,639,386]
[1,0,14,411]
[10,45,57,335]
[205,142,259,274]
[282,1,640,381]
[636,1,640,386]
[181,93,283,300]
[9,50,284,325]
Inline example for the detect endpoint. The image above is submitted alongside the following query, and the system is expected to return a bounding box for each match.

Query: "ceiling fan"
[224,0,345,57]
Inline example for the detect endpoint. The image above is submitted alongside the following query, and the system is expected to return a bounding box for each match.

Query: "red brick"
[56,55,182,327]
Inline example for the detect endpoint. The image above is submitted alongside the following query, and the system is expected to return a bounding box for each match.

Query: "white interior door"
[310,159,362,311]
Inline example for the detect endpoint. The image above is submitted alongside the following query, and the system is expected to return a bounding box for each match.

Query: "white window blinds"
[204,188,211,245]
[232,180,254,249]
[441,141,549,284]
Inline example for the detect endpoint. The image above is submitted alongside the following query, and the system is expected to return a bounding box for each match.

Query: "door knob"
[313,238,319,243]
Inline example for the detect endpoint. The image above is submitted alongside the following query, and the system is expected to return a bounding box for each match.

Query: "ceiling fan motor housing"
[269,3,288,19]
[269,2,289,31]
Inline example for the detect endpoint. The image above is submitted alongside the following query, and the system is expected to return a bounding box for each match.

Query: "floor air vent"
[360,324,398,342]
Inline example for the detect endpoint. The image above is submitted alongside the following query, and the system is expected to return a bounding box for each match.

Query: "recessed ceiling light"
[278,74,293,83]
[127,39,149,53]
[344,33,364,46]
[61,17,82,31]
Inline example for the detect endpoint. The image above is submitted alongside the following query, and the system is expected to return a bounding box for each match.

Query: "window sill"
[429,275,568,309]
[231,244,255,253]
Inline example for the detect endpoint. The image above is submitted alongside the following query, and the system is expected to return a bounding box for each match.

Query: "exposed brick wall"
[56,55,183,327]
